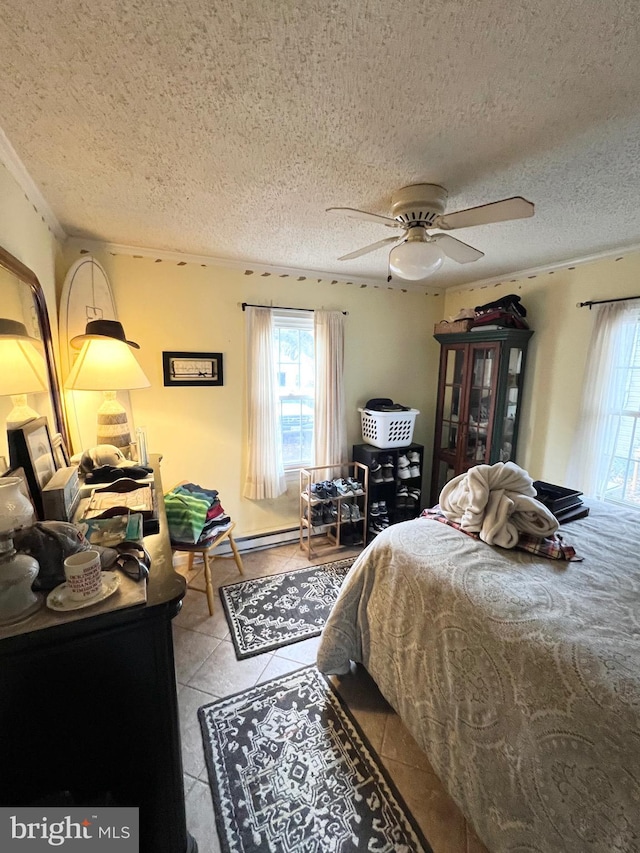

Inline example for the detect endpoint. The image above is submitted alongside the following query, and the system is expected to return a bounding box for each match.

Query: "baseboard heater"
[210,526,300,556]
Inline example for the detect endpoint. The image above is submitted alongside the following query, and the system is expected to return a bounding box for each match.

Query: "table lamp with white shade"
[65,320,150,452]
[0,319,47,429]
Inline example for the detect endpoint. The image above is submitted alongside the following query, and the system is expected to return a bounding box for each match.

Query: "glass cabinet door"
[439,347,464,452]
[499,347,524,462]
[463,344,498,464]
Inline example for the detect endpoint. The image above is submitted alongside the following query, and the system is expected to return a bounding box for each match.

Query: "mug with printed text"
[63,550,103,601]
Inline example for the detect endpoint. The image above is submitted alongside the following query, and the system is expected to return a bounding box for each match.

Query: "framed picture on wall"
[162,351,224,387]
[7,417,57,519]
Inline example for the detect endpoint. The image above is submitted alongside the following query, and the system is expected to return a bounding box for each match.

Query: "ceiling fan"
[327,184,534,281]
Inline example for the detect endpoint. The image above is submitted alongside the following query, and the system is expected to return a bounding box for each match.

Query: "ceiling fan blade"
[327,207,405,230]
[434,197,534,231]
[432,233,484,264]
[338,235,402,261]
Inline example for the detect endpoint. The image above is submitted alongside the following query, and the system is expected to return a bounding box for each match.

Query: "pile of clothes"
[165,482,231,546]
[472,293,529,330]
[423,461,580,561]
[438,461,557,548]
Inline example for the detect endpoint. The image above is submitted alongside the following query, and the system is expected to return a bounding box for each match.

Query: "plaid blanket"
[421,507,582,561]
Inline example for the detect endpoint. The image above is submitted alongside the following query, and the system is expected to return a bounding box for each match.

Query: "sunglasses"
[114,541,150,582]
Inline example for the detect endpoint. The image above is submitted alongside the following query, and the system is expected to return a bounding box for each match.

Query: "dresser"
[0,457,196,852]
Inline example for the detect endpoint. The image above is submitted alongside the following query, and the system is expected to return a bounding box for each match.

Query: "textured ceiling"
[1,0,640,289]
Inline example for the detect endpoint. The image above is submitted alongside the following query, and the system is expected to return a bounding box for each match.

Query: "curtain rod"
[241,302,348,315]
[578,295,640,309]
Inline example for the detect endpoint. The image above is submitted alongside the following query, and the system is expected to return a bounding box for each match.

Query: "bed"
[316,500,640,853]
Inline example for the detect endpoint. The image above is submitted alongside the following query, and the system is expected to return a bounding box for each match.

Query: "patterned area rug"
[220,558,355,659]
[198,666,432,853]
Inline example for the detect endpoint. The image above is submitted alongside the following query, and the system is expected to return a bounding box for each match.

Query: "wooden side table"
[171,522,244,615]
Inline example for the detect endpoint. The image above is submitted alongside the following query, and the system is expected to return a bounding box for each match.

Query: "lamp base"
[0,535,41,626]
[6,394,39,430]
[96,391,131,449]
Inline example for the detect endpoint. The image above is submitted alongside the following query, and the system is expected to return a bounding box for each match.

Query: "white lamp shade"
[389,239,445,280]
[65,338,151,391]
[0,338,47,396]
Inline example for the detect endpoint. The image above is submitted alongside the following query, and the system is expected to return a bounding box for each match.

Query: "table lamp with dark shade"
[65,320,150,451]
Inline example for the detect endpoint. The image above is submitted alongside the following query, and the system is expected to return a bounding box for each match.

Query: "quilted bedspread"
[316,500,640,853]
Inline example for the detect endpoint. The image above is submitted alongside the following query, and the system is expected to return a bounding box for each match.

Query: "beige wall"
[61,247,444,538]
[443,252,640,486]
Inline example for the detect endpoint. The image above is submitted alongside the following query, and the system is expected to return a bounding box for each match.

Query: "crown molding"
[68,235,640,297]
[446,240,640,294]
[65,236,445,295]
[0,126,66,241]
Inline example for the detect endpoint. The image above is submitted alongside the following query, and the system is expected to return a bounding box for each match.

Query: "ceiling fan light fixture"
[389,233,445,280]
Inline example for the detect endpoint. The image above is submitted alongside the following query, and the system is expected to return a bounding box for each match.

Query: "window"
[571,302,640,510]
[272,310,314,469]
[600,307,640,506]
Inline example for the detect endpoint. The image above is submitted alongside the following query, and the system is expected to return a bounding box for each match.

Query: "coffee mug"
[63,550,103,601]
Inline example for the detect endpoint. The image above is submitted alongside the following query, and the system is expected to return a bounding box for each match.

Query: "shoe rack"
[299,461,369,560]
[351,443,424,542]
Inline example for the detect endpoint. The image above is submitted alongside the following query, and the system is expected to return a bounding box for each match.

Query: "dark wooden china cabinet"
[430,328,534,504]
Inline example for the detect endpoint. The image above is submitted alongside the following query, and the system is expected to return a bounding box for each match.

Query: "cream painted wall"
[443,252,640,486]
[0,162,63,464]
[61,247,444,539]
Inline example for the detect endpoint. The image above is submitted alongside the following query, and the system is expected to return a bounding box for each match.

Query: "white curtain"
[567,301,638,497]
[243,307,286,500]
[314,310,347,467]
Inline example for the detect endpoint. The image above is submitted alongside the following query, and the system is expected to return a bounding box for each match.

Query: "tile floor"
[172,541,490,853]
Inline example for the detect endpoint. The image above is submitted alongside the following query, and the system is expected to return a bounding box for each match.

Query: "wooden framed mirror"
[0,245,69,470]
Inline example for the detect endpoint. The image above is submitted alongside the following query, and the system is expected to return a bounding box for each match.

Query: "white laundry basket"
[358,408,420,449]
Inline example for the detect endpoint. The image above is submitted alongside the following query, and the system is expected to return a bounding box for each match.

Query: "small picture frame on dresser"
[7,417,56,519]
[51,432,71,470]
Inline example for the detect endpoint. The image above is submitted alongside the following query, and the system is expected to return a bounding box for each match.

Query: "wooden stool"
[171,522,244,616]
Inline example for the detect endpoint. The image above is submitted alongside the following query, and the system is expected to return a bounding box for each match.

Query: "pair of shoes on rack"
[396,485,409,507]
[331,503,352,522]
[331,502,361,522]
[304,505,325,526]
[369,460,384,484]
[397,453,420,479]
[346,477,364,495]
[309,478,362,501]
[332,478,352,496]
[368,515,390,537]
[308,481,337,500]
[327,478,364,497]
[380,456,395,482]
[339,522,364,546]
[370,501,390,531]
[406,487,421,510]
[369,500,388,517]
[306,503,339,525]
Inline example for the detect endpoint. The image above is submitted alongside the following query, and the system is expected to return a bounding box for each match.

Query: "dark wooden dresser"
[0,457,197,852]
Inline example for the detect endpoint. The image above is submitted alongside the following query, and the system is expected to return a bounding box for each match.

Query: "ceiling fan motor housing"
[391,183,448,226]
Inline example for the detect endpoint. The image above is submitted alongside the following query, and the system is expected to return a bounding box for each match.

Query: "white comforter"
[317,500,640,853]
